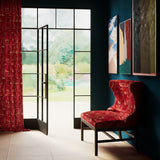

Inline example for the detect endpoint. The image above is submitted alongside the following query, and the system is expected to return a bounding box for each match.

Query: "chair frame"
[81,80,142,156]
[81,118,138,156]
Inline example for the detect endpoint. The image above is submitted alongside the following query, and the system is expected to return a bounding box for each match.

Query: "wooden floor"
[0,102,152,160]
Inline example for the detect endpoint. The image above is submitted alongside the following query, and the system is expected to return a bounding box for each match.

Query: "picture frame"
[119,18,132,74]
[108,15,118,74]
[132,0,156,76]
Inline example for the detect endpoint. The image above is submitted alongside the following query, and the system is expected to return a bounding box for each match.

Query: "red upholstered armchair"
[81,80,142,156]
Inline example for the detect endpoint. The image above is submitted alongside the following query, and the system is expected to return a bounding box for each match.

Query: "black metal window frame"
[22,8,91,125]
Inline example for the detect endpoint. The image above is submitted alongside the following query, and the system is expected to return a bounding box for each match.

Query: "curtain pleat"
[0,0,25,131]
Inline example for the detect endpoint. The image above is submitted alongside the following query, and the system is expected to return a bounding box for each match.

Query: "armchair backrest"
[109,80,142,125]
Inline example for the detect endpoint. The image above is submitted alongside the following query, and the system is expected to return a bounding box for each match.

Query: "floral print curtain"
[0,0,25,131]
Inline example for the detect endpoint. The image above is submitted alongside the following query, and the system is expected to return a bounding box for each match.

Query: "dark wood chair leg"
[95,130,98,156]
[81,120,84,141]
[134,129,139,152]
[118,131,122,139]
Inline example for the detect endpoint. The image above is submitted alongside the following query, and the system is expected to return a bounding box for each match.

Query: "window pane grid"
[73,9,91,120]
[22,29,37,51]
[22,51,37,73]
[22,8,91,122]
[22,8,37,28]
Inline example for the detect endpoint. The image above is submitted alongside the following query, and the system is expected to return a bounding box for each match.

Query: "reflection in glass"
[22,29,37,51]
[75,9,91,29]
[23,97,37,119]
[22,8,37,28]
[38,9,55,28]
[39,51,42,73]
[43,28,47,50]
[75,30,90,51]
[43,99,47,123]
[43,81,46,98]
[23,74,37,96]
[57,9,73,28]
[39,97,42,120]
[39,29,42,50]
[75,74,90,95]
[39,74,42,96]
[75,96,90,117]
[43,51,47,74]
[22,52,37,73]
[75,52,90,73]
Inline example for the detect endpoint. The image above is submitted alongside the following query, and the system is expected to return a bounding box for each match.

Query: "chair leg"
[95,130,98,156]
[134,129,139,152]
[81,120,84,141]
[118,131,122,139]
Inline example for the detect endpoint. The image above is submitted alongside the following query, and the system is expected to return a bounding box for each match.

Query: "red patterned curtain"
[0,0,25,131]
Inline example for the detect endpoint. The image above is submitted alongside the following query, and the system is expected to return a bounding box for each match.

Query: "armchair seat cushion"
[80,80,142,156]
[81,80,142,129]
[81,110,130,128]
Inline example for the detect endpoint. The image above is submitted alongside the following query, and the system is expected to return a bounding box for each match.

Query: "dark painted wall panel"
[107,0,160,159]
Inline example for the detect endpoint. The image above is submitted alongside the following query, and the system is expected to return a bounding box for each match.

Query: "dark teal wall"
[107,0,160,160]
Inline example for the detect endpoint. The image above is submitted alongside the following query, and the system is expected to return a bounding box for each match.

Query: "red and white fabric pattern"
[0,0,25,131]
[81,80,142,129]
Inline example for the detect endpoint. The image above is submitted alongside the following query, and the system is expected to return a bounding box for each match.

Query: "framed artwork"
[119,19,131,74]
[132,0,156,76]
[108,15,118,74]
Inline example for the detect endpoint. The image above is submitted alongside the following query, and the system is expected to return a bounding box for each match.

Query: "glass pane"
[75,30,90,51]
[57,9,73,28]
[38,9,55,28]
[39,97,42,120]
[43,98,47,123]
[49,30,73,58]
[22,52,37,73]
[75,9,91,29]
[23,97,37,119]
[75,74,90,95]
[43,51,47,74]
[75,52,90,73]
[23,74,37,96]
[43,28,47,50]
[39,74,42,96]
[39,51,42,73]
[39,29,42,50]
[22,29,37,51]
[43,82,46,98]
[43,74,47,84]
[22,8,37,28]
[75,96,90,117]
[39,28,47,50]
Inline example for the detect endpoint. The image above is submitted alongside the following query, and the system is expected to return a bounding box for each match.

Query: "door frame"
[37,25,49,135]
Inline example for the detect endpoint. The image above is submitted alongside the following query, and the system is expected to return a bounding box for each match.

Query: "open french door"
[37,25,49,135]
